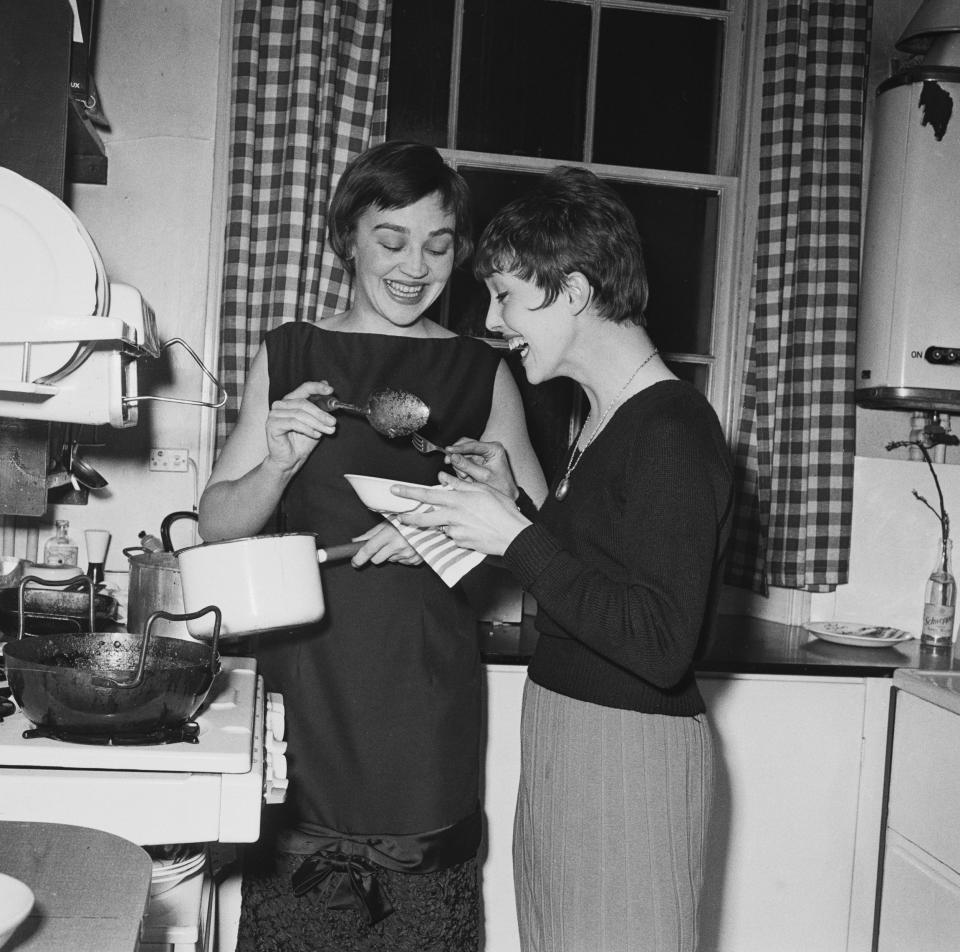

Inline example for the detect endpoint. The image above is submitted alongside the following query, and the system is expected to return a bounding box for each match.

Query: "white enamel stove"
[0,656,288,845]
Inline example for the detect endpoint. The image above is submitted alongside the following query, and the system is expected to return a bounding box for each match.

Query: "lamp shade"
[896,0,960,52]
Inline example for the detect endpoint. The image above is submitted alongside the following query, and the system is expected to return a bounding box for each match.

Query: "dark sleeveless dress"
[237,322,501,952]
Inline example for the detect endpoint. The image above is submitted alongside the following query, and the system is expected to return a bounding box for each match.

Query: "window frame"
[420,0,763,442]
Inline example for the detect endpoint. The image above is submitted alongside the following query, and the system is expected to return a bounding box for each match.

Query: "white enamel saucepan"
[175,533,362,639]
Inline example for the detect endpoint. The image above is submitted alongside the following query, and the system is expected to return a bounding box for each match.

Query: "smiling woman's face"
[483,271,576,385]
[349,192,456,332]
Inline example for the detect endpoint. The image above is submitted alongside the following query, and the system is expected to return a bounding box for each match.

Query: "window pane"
[594,10,723,173]
[449,167,576,481]
[449,168,718,356]
[458,0,590,159]
[666,361,710,392]
[386,0,453,145]
[609,179,718,355]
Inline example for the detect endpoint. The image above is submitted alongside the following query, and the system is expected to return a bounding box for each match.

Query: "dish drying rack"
[0,288,224,427]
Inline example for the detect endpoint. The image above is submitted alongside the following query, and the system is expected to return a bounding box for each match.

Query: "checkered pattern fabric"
[216,0,391,448]
[726,0,872,594]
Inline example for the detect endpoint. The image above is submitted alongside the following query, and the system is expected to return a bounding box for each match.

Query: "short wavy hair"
[474,166,649,326]
[328,141,473,274]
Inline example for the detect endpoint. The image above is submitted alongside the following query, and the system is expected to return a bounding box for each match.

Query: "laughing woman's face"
[483,271,577,385]
[349,192,456,333]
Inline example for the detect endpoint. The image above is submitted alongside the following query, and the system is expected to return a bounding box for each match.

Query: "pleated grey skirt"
[513,679,715,952]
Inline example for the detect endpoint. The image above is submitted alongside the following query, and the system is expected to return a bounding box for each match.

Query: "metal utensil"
[311,387,430,438]
[411,433,445,455]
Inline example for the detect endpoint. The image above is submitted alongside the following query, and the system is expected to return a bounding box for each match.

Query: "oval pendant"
[555,477,570,501]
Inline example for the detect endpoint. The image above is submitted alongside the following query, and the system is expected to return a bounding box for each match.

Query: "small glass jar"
[43,519,79,567]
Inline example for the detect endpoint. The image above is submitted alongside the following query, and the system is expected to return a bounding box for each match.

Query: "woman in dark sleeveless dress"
[198,142,546,951]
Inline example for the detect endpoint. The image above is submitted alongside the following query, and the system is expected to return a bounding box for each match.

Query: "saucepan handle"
[315,541,364,564]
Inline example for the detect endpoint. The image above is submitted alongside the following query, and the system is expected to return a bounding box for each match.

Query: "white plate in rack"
[804,621,915,648]
[0,167,102,384]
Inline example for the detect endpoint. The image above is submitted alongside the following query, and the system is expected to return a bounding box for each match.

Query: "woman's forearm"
[198,456,296,541]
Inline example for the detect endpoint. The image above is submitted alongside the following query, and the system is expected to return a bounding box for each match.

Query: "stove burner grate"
[22,720,201,745]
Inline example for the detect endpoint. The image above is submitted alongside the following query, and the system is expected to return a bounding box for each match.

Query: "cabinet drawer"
[888,690,960,870]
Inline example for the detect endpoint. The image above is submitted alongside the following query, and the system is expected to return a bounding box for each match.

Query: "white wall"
[44,0,230,571]
[810,454,960,632]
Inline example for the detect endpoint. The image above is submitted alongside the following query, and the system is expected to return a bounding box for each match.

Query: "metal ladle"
[62,425,108,490]
[311,387,430,438]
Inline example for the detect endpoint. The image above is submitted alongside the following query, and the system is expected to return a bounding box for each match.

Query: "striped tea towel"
[383,505,485,587]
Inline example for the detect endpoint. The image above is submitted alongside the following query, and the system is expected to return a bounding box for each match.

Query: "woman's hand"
[392,473,531,556]
[350,521,423,567]
[264,380,338,474]
[444,438,519,500]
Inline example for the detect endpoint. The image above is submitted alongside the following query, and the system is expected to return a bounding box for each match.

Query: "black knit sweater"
[504,380,734,716]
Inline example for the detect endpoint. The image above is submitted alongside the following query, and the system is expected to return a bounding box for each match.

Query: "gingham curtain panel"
[216,0,391,448]
[726,0,872,594]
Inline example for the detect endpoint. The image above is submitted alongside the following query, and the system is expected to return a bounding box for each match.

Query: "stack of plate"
[0,166,108,386]
[148,846,207,898]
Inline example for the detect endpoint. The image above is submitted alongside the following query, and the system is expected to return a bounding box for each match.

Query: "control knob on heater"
[263,691,289,804]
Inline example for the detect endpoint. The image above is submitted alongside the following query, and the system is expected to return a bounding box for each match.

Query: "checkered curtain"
[726,0,871,594]
[216,0,391,446]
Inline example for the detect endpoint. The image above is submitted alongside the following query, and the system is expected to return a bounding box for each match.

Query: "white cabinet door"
[698,674,888,952]
[878,830,960,952]
[481,670,889,952]
[886,690,960,872]
[482,665,526,952]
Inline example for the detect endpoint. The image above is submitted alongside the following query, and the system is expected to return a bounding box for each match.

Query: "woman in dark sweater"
[395,166,734,952]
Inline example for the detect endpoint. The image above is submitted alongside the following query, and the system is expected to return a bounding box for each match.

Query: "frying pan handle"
[92,605,222,690]
[16,575,96,640]
[147,605,222,676]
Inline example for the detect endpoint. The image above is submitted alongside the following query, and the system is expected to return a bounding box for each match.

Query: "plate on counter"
[804,621,914,648]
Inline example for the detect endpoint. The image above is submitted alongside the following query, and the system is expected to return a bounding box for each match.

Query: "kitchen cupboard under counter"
[479,614,931,952]
[876,669,960,951]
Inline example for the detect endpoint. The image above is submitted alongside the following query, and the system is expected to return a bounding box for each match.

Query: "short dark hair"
[328,141,473,273]
[474,166,649,326]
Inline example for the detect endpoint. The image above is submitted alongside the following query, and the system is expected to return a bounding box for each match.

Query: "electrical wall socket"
[149,447,189,472]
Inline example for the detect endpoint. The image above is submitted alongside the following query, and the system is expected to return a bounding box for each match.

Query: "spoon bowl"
[312,387,430,438]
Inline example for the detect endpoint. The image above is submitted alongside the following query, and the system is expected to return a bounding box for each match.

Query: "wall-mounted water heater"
[856,4,960,412]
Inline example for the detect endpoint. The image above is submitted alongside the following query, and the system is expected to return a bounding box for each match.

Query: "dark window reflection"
[458,0,590,160]
[451,167,576,481]
[437,167,717,477]
[666,360,710,392]
[595,10,723,173]
[609,179,718,355]
[386,0,454,145]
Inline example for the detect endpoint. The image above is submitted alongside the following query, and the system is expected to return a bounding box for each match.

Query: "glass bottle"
[921,537,956,649]
[43,519,79,567]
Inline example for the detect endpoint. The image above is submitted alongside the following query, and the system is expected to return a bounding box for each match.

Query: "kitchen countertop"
[480,613,960,678]
[892,668,960,716]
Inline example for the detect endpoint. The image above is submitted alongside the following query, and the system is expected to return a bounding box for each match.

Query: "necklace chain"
[554,349,658,501]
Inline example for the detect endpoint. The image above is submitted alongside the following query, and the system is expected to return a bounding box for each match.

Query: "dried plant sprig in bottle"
[886,434,956,648]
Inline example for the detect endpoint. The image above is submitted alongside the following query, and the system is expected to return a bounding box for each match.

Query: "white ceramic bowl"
[345,474,438,514]
[0,873,34,948]
[23,564,85,584]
